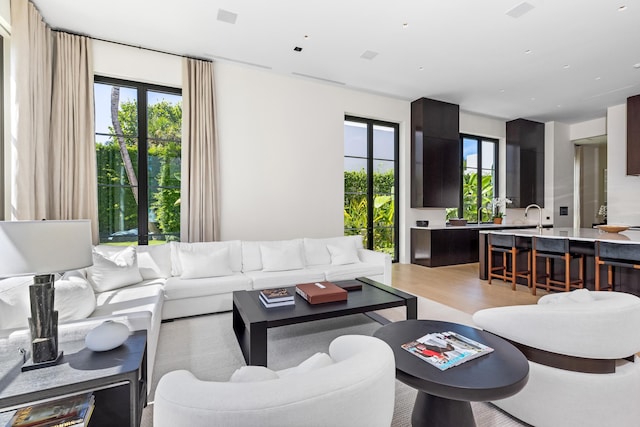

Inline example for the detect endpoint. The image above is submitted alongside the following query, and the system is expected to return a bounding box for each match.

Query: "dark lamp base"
[21,351,64,372]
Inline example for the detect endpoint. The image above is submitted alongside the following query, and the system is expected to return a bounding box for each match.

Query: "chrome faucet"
[524,204,543,229]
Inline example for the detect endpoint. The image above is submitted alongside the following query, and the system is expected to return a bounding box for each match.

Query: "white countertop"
[479,227,640,244]
[412,223,550,231]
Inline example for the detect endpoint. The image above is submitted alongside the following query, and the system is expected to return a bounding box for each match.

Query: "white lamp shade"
[0,220,93,276]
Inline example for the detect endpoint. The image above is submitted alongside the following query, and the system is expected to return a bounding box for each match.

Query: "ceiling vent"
[217,9,238,24]
[506,2,535,18]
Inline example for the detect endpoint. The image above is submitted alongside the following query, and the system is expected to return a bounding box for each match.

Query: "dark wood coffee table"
[232,277,417,366]
[374,320,528,427]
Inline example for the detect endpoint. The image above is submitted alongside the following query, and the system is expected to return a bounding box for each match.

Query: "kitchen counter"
[480,227,640,243]
[410,224,542,268]
[413,223,553,231]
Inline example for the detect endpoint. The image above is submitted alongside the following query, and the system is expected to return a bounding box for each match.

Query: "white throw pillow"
[327,244,360,265]
[229,366,279,382]
[54,276,96,322]
[260,243,305,272]
[179,247,233,279]
[87,246,143,293]
[278,352,334,377]
[0,276,32,330]
[136,244,172,279]
[539,288,595,305]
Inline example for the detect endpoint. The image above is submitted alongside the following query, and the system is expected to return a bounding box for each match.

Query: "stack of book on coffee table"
[259,288,295,308]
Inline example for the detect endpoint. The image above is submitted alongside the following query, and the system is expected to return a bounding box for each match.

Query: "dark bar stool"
[532,237,584,295]
[488,233,531,291]
[595,241,640,291]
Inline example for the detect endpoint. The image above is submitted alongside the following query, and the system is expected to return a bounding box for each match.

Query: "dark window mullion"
[366,123,375,249]
[137,87,149,245]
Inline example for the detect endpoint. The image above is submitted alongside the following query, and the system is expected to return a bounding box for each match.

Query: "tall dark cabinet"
[506,118,545,208]
[411,98,460,207]
[627,94,640,176]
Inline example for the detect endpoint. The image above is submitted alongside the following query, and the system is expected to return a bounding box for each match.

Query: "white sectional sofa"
[0,235,391,385]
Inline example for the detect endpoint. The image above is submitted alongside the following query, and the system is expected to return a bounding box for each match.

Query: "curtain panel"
[10,0,52,220]
[10,0,99,242]
[49,32,99,242]
[181,58,220,242]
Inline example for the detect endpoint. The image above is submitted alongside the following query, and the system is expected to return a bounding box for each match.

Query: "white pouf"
[85,320,130,352]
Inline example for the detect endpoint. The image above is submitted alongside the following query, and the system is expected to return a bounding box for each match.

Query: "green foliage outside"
[97,99,182,243]
[344,169,395,256]
[445,168,495,222]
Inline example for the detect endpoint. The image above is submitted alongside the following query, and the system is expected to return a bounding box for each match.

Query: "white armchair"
[473,290,640,427]
[153,334,396,427]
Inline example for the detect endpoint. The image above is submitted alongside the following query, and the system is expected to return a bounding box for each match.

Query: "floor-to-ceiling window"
[344,116,399,261]
[447,134,498,223]
[94,76,182,245]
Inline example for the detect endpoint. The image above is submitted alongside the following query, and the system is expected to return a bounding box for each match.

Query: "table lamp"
[0,220,93,370]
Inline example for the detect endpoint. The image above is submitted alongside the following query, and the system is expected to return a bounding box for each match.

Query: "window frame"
[344,115,400,261]
[458,134,499,223]
[94,75,182,245]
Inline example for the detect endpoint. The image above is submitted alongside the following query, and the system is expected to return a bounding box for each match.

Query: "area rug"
[141,297,526,426]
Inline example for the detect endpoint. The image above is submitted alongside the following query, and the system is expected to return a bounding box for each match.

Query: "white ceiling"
[31,0,640,124]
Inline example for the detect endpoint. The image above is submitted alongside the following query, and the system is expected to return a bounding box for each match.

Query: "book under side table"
[232,277,418,366]
[0,330,147,427]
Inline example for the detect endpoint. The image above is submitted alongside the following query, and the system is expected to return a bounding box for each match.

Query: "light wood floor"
[391,263,547,315]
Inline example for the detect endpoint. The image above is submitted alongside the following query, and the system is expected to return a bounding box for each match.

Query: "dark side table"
[0,330,147,427]
[374,320,528,427]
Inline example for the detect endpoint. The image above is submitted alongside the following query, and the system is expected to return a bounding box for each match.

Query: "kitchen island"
[411,223,545,267]
[479,227,640,295]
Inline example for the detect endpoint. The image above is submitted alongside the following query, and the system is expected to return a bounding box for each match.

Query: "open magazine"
[401,331,494,371]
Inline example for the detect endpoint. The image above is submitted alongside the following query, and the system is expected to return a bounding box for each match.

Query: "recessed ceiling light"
[402,23,409,28]
[563,64,570,69]
[530,97,536,101]
[634,63,640,69]
[618,5,628,12]
[500,89,505,93]
[595,76,602,80]
[293,46,303,52]
[418,66,424,71]
[525,49,532,54]
[304,35,310,39]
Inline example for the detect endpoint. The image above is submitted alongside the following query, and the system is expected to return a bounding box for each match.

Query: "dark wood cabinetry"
[506,118,544,208]
[411,227,479,267]
[411,98,460,207]
[627,94,640,175]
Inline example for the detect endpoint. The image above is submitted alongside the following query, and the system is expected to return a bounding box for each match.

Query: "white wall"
[607,103,640,226]
[214,62,409,241]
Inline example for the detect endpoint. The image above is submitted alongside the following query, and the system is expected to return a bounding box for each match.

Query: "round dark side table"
[373,319,528,427]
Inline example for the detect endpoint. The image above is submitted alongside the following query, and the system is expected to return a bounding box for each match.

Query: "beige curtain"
[181,58,220,242]
[49,32,99,242]
[10,0,52,220]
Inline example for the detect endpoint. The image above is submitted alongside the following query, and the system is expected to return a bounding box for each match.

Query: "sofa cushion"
[245,269,325,290]
[164,274,252,300]
[0,275,95,330]
[229,366,279,383]
[91,281,164,319]
[0,276,32,330]
[242,239,304,272]
[260,243,305,272]
[87,246,144,292]
[321,262,384,283]
[327,243,360,265]
[170,241,242,275]
[180,247,233,279]
[538,288,595,304]
[137,244,172,279]
[55,275,96,322]
[303,236,364,266]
